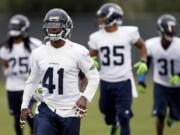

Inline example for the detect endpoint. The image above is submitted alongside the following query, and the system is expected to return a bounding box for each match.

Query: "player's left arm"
[134,38,147,60]
[78,49,98,93]
[134,38,148,75]
[75,48,100,117]
[78,71,88,92]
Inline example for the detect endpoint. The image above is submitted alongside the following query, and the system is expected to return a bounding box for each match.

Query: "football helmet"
[157,14,177,42]
[8,14,30,38]
[97,3,123,28]
[43,8,73,41]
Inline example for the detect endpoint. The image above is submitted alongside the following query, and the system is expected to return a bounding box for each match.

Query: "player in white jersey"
[0,14,42,135]
[88,3,148,135]
[20,8,100,135]
[138,14,180,135]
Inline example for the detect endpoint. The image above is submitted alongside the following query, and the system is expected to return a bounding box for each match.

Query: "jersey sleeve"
[129,27,141,45]
[21,51,41,109]
[88,34,98,50]
[77,47,100,102]
[0,47,9,60]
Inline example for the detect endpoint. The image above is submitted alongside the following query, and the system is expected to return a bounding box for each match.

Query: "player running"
[138,14,180,135]
[88,3,148,135]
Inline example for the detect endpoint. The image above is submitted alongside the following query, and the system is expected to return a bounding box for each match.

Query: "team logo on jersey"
[49,62,59,65]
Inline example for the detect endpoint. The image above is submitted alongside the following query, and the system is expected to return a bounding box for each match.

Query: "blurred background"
[0,0,180,135]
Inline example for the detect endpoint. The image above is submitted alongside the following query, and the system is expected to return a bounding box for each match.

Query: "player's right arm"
[20,51,41,128]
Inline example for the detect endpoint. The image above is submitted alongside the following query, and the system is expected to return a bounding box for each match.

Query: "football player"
[0,14,42,135]
[138,14,180,135]
[88,3,148,135]
[20,8,100,135]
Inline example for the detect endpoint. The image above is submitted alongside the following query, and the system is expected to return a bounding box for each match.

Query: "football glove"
[73,105,87,118]
[134,59,148,75]
[137,74,147,93]
[169,75,180,85]
[91,56,99,69]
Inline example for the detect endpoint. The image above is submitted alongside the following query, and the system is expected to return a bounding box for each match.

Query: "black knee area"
[157,114,166,122]
[104,114,116,125]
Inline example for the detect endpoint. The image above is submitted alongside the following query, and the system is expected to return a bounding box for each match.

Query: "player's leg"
[99,80,116,125]
[7,91,23,135]
[34,103,58,135]
[114,79,133,135]
[61,117,81,135]
[166,87,180,123]
[99,80,117,135]
[152,83,168,135]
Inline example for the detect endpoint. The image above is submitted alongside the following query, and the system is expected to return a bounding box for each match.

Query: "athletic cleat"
[167,116,174,127]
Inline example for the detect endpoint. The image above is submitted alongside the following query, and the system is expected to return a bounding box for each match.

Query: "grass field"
[0,80,180,135]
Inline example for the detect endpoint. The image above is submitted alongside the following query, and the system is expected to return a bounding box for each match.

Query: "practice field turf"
[0,81,180,135]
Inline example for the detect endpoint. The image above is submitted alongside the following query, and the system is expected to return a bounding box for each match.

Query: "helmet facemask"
[43,9,73,42]
[157,14,177,42]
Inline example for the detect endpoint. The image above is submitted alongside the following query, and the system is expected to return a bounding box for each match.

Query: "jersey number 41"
[42,67,64,94]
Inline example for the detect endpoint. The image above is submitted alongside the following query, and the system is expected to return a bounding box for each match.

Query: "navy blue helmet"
[8,14,30,38]
[157,14,177,42]
[97,3,123,28]
[43,8,73,41]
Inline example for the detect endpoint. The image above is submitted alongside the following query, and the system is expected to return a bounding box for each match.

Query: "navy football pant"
[7,90,34,135]
[153,83,180,120]
[34,103,81,135]
[99,79,133,135]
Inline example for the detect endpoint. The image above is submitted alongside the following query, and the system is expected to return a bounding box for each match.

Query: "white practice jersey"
[0,37,42,91]
[88,26,140,82]
[146,37,180,87]
[21,41,100,117]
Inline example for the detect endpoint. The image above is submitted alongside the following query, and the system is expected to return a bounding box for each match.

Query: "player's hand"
[91,56,99,69]
[134,59,148,75]
[73,96,87,118]
[20,108,33,129]
[137,82,147,93]
[169,75,180,85]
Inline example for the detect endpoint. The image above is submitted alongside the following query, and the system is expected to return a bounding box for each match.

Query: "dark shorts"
[7,90,35,115]
[152,83,180,120]
[34,103,81,135]
[99,79,133,125]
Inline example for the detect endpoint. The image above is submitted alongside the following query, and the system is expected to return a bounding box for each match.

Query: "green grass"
[0,81,180,135]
